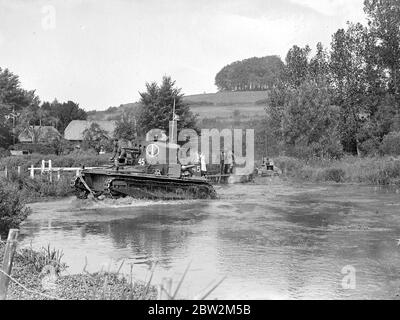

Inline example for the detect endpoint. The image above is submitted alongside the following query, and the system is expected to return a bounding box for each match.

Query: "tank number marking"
[197,166,201,173]
[154,169,162,176]
[138,158,146,166]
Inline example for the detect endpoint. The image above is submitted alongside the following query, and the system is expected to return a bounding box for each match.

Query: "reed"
[274,156,400,185]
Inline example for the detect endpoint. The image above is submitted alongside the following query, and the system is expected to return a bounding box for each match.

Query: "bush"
[0,179,31,235]
[20,176,74,199]
[13,143,56,155]
[317,168,345,183]
[0,147,10,158]
[274,156,303,176]
[381,132,400,156]
[359,138,381,156]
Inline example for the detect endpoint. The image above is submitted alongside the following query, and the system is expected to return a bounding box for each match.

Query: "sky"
[0,0,366,111]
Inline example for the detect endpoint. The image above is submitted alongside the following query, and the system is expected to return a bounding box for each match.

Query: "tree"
[309,42,330,80]
[364,0,400,100]
[266,78,343,159]
[284,45,311,87]
[46,100,87,134]
[0,67,40,147]
[82,122,109,152]
[137,76,198,135]
[114,110,138,140]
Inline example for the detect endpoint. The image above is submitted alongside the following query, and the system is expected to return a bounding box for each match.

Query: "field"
[87,91,267,121]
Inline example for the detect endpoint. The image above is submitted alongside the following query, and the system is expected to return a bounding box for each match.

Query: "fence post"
[17,166,21,177]
[30,165,34,179]
[0,229,19,300]
[49,160,53,182]
[41,160,45,175]
[57,170,61,181]
[4,166,7,179]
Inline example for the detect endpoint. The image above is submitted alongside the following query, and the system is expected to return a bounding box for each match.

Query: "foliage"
[42,100,87,134]
[215,56,284,91]
[0,152,110,173]
[18,244,67,273]
[82,122,110,153]
[274,156,400,185]
[138,76,198,134]
[114,110,138,141]
[381,131,400,156]
[0,67,40,148]
[266,78,343,159]
[0,179,31,234]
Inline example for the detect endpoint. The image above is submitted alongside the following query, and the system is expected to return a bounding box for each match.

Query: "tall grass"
[274,156,400,185]
[0,151,110,172]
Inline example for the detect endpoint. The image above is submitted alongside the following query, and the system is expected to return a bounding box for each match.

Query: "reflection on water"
[19,180,400,299]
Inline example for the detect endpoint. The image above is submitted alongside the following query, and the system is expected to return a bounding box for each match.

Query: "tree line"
[264,0,400,158]
[0,66,88,150]
[215,56,284,91]
[0,63,196,154]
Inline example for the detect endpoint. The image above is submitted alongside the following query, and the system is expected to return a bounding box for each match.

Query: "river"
[18,179,400,300]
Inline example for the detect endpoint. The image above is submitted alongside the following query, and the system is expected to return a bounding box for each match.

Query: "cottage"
[64,120,116,142]
[18,126,61,143]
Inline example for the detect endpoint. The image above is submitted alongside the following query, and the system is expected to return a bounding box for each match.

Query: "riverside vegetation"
[0,241,157,300]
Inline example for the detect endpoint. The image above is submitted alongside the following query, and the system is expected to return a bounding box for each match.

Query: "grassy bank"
[0,152,111,201]
[274,156,400,185]
[0,242,157,300]
[0,152,110,172]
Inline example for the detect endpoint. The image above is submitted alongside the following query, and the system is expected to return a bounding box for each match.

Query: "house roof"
[64,120,116,141]
[18,126,61,143]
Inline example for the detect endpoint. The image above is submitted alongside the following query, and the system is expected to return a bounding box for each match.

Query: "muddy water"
[19,179,400,299]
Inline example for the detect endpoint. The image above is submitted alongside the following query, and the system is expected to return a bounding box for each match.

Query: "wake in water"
[69,196,198,211]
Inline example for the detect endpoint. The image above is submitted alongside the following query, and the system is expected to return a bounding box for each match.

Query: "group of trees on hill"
[264,0,400,158]
[215,56,284,91]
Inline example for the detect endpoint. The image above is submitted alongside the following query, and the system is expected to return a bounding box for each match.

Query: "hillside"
[87,91,267,121]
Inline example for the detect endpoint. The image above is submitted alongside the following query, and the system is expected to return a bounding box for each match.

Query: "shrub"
[18,244,67,273]
[0,147,10,158]
[381,132,400,156]
[274,156,303,176]
[317,168,345,183]
[359,138,381,156]
[0,179,31,235]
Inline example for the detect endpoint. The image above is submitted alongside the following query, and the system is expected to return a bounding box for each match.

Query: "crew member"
[220,150,225,175]
[199,152,207,176]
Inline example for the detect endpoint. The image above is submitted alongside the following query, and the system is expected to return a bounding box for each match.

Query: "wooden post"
[4,166,7,179]
[49,160,53,182]
[41,160,45,175]
[30,164,34,179]
[57,170,61,181]
[17,166,21,177]
[0,229,19,300]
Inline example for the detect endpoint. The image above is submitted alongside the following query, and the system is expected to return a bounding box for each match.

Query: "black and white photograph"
[1,0,400,305]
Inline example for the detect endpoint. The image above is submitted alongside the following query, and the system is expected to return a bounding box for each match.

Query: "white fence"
[2,160,98,181]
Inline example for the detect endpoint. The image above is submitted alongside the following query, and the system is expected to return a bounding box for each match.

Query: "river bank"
[0,241,157,300]
[274,156,400,185]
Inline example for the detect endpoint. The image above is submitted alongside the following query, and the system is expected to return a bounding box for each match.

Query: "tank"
[72,142,217,200]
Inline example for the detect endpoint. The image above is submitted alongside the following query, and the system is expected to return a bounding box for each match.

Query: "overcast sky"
[0,0,366,111]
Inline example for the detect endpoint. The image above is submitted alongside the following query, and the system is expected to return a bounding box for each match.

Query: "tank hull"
[72,168,217,200]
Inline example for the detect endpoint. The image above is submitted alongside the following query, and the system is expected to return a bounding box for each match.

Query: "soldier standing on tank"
[220,150,225,175]
[110,139,119,161]
[110,138,128,164]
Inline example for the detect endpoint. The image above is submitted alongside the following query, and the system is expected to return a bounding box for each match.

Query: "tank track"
[103,177,217,200]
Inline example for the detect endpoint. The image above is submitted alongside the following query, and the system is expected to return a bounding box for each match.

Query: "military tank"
[72,141,217,200]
